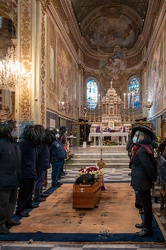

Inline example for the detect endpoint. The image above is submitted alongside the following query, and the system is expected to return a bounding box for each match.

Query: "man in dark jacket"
[0,120,21,234]
[49,128,66,187]
[16,125,40,217]
[33,125,50,202]
[131,126,156,237]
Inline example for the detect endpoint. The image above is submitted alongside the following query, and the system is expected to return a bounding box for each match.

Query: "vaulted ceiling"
[71,0,149,53]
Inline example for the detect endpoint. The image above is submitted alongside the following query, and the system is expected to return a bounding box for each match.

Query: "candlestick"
[124,93,126,109]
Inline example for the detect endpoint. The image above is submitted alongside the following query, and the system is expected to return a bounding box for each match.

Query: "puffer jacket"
[49,139,66,163]
[37,143,50,171]
[19,135,38,179]
[131,137,156,191]
[0,138,21,189]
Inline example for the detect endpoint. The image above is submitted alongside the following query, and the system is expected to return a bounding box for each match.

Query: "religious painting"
[148,36,164,116]
[57,35,73,115]
[46,17,57,111]
[85,15,138,51]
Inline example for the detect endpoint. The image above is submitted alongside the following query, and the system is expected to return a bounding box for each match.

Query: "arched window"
[128,77,139,109]
[87,78,98,110]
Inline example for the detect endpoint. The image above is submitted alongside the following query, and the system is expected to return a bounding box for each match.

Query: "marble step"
[71,158,129,163]
[65,162,129,168]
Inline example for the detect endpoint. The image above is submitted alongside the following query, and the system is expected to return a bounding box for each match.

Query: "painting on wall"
[46,17,57,111]
[148,38,164,116]
[85,15,138,51]
[57,35,74,116]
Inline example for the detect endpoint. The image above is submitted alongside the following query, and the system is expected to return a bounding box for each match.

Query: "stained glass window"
[87,79,98,109]
[128,77,139,109]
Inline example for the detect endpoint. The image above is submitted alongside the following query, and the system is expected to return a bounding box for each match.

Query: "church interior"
[1,0,166,249]
[0,0,166,138]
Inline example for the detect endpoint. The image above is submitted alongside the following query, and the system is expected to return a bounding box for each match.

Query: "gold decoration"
[40,8,46,126]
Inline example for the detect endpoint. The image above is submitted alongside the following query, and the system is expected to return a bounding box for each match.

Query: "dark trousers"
[0,188,18,228]
[34,170,46,198]
[52,161,64,185]
[138,190,153,230]
[16,178,35,212]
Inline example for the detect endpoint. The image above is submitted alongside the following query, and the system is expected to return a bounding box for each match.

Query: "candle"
[124,93,126,109]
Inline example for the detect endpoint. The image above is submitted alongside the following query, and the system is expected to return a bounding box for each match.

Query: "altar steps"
[67,145,129,169]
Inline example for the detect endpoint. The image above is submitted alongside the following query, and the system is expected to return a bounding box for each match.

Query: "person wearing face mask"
[49,128,67,187]
[0,120,21,234]
[130,125,157,237]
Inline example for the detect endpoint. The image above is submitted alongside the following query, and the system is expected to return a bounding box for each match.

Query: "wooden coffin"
[73,181,101,209]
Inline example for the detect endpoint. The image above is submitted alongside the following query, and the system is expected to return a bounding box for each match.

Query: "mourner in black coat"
[131,126,156,237]
[33,125,50,202]
[16,125,40,217]
[0,120,21,234]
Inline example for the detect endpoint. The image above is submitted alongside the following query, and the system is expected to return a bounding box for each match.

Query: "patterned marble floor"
[46,162,166,233]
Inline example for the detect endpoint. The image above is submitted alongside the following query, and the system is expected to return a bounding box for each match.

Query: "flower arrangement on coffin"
[75,166,103,185]
[102,140,118,146]
[64,150,74,165]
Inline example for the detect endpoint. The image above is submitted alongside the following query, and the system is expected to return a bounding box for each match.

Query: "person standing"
[59,126,67,178]
[119,122,126,144]
[157,133,166,156]
[33,125,50,202]
[104,125,111,141]
[0,120,21,234]
[131,125,156,237]
[16,125,40,217]
[49,128,66,187]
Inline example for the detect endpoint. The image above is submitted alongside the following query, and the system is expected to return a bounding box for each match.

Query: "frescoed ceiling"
[71,0,149,53]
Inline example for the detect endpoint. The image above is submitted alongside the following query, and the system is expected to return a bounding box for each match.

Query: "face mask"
[10,130,18,138]
[132,136,138,144]
[55,133,60,139]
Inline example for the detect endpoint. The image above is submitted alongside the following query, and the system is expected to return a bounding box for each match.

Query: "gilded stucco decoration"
[39,0,50,13]
[40,8,46,126]
[19,0,32,121]
[20,87,30,121]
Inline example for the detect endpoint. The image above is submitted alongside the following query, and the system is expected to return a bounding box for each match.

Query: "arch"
[86,77,98,110]
[128,76,140,109]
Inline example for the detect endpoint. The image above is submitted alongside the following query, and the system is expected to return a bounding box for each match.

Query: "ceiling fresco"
[71,0,149,53]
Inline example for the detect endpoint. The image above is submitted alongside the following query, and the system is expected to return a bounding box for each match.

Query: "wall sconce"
[58,99,66,112]
[144,99,153,110]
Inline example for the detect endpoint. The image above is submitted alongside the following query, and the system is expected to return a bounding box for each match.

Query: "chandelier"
[0,46,27,92]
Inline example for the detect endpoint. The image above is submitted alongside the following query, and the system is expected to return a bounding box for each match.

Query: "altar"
[89,132,128,146]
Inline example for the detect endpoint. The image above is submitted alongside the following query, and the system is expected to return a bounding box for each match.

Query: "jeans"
[34,170,47,198]
[52,161,64,185]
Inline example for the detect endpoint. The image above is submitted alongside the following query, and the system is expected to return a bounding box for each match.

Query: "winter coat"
[131,137,156,191]
[49,139,66,163]
[0,138,21,189]
[19,137,38,179]
[37,143,50,171]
